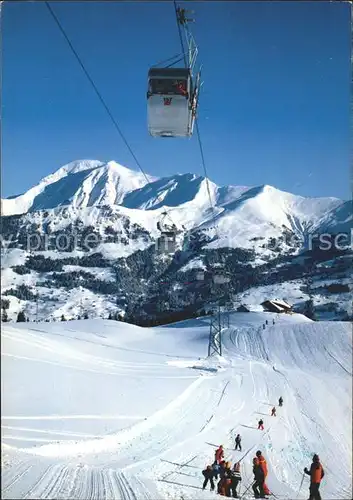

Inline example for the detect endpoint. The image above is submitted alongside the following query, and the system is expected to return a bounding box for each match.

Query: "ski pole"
[240,479,255,499]
[238,444,256,463]
[296,472,306,499]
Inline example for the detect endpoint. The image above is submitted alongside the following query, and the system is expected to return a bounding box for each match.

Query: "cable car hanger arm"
[173,1,187,68]
[151,52,185,69]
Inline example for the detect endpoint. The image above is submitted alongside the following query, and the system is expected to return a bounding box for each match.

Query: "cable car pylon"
[207,259,231,357]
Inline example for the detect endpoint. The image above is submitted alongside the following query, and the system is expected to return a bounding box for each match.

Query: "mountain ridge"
[1,158,351,323]
[1,159,347,226]
[2,158,351,257]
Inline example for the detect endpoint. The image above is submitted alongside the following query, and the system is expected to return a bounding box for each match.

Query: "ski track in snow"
[2,314,352,499]
[2,459,154,500]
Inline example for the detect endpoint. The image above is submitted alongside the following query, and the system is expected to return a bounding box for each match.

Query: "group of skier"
[202,446,242,497]
[202,445,270,498]
[257,397,282,431]
[201,396,325,499]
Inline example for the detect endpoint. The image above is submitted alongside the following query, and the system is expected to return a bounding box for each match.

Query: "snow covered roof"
[261,299,292,312]
[271,298,292,309]
[261,301,284,313]
[237,304,251,312]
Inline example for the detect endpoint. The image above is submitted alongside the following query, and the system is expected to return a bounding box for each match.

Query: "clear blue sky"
[2,1,351,200]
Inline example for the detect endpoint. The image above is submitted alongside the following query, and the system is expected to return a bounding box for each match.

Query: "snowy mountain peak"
[54,159,105,176]
[1,159,349,243]
[2,159,156,216]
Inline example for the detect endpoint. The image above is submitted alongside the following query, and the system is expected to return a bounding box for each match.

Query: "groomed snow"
[1,312,352,499]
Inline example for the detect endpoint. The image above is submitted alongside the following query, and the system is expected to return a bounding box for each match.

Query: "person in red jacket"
[256,450,270,496]
[215,445,224,464]
[177,82,188,96]
[304,454,325,500]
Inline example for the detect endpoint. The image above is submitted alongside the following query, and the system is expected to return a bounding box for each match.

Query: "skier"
[202,465,215,491]
[304,454,325,500]
[217,461,231,495]
[271,406,276,416]
[217,462,229,495]
[218,475,227,496]
[218,460,227,480]
[212,460,221,480]
[256,450,270,496]
[252,457,265,499]
[235,434,242,451]
[258,418,264,430]
[230,462,242,498]
[278,396,283,407]
[223,462,233,497]
[215,444,225,463]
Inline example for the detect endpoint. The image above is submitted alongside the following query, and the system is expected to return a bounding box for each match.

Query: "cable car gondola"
[147,6,201,138]
[212,263,231,285]
[213,272,231,285]
[196,270,205,281]
[147,67,196,138]
[156,210,180,254]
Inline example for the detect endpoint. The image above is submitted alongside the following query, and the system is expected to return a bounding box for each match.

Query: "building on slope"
[261,299,292,314]
[237,304,251,312]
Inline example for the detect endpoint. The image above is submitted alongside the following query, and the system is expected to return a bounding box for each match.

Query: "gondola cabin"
[147,67,195,138]
[213,273,230,285]
[196,271,205,281]
[157,232,177,254]
[156,218,178,254]
[212,263,231,285]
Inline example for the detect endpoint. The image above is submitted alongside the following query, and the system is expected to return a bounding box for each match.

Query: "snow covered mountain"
[1,159,351,323]
[316,199,352,235]
[1,160,156,216]
[2,159,349,238]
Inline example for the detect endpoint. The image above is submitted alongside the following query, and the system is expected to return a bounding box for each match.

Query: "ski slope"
[2,313,352,499]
